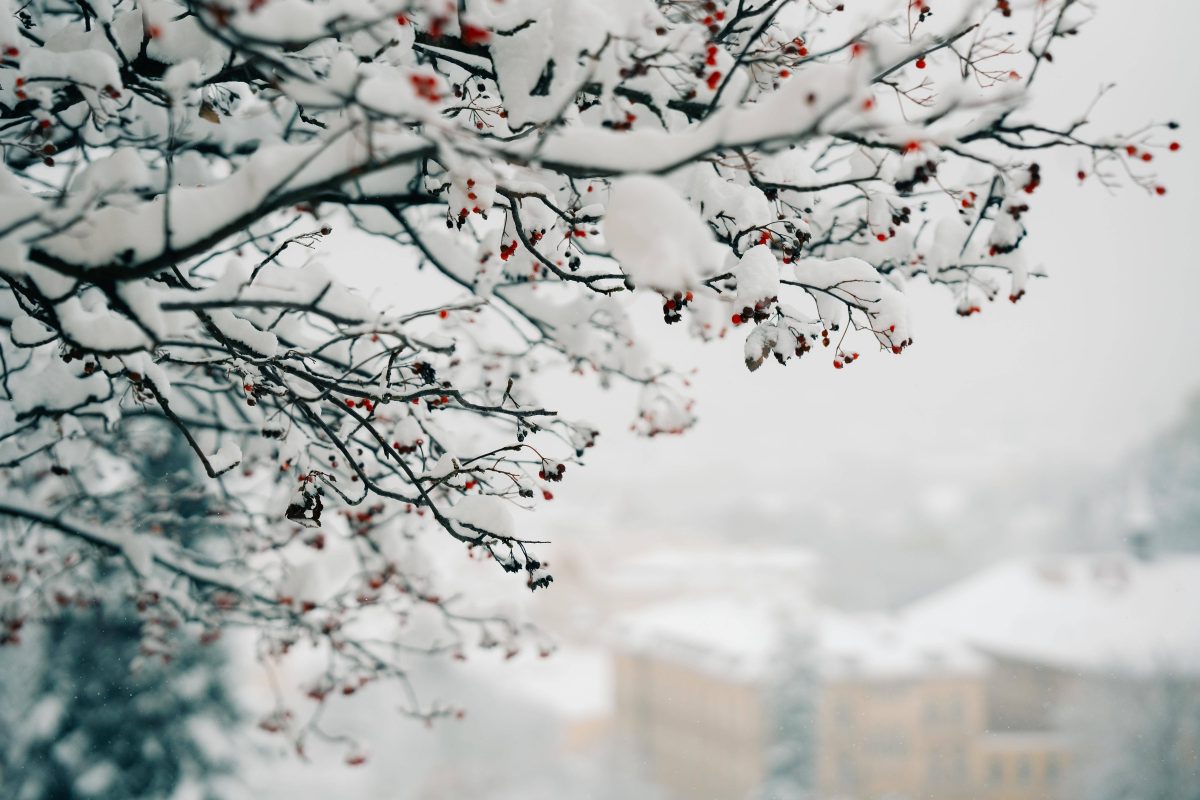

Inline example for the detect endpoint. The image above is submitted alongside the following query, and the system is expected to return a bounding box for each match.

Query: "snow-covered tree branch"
[0,0,1176,759]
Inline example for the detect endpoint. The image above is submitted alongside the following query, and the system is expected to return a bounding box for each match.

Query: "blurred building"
[613,553,1200,800]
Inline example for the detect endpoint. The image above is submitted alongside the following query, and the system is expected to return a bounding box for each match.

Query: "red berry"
[1169,141,1181,152]
[1141,152,1152,162]
[461,24,490,45]
[915,58,926,69]
[1155,186,1167,196]
[833,360,843,369]
[438,309,448,319]
[731,314,742,325]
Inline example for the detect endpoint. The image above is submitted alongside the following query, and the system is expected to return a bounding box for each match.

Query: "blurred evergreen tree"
[0,422,241,799]
[759,618,818,800]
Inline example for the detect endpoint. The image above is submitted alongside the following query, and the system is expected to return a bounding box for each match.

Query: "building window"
[1017,755,1033,785]
[988,756,1004,787]
[1045,754,1061,784]
[948,748,967,785]
[947,693,964,724]
[838,753,857,790]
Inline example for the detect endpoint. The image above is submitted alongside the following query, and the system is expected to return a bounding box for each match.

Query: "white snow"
[735,244,781,306]
[603,175,726,292]
[207,442,242,476]
[904,554,1200,676]
[448,495,515,539]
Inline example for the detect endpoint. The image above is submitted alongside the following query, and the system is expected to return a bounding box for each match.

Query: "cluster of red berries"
[731,296,777,326]
[60,347,100,378]
[538,461,567,482]
[242,381,265,406]
[618,60,651,80]
[889,332,914,354]
[784,36,809,58]
[662,290,694,324]
[341,503,386,537]
[698,1,726,33]
[1022,162,1041,194]
[832,351,860,369]
[392,434,424,454]
[409,73,441,103]
[453,81,489,102]
[1125,144,1155,162]
[895,159,939,194]
[257,710,293,735]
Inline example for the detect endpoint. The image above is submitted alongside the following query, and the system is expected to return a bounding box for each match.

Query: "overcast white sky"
[342,5,1200,551]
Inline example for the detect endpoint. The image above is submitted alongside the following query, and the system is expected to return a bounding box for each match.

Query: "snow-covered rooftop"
[903,553,1200,676]
[614,597,983,682]
[615,596,791,681]
[817,611,988,680]
[615,553,1200,683]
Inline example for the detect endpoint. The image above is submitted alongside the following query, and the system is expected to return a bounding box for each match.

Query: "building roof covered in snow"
[614,596,984,683]
[903,553,1200,676]
[817,611,988,681]
[614,596,794,681]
